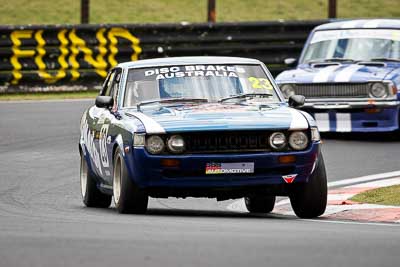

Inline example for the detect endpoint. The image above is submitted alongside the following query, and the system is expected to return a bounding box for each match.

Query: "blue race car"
[276,19,400,132]
[79,56,327,218]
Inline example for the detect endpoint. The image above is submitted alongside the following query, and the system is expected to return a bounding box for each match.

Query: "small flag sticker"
[282,174,297,184]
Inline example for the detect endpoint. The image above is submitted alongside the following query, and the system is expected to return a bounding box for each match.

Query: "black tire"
[113,147,148,214]
[289,154,327,218]
[80,152,112,208]
[245,196,276,213]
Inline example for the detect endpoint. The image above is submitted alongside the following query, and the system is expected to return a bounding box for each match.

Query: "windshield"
[301,29,400,63]
[123,64,280,107]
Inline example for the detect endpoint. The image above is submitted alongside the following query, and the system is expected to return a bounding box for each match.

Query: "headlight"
[146,135,165,154]
[369,82,388,98]
[289,131,309,150]
[280,84,296,98]
[311,127,320,142]
[269,132,287,150]
[167,135,185,154]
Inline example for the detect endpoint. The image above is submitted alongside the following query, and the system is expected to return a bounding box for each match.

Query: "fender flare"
[113,134,125,157]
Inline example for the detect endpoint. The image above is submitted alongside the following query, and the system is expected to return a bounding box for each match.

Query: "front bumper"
[123,143,320,190]
[303,105,399,132]
[303,99,400,109]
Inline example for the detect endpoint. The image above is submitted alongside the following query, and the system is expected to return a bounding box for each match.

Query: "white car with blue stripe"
[79,56,327,218]
[276,19,400,132]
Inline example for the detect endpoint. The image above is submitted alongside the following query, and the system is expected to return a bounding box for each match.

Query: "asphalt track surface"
[0,100,399,267]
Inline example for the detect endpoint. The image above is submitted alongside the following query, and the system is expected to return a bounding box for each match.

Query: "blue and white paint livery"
[79,56,327,218]
[276,19,400,132]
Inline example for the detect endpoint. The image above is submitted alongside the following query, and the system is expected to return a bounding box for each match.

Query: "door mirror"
[284,58,298,67]
[288,95,305,108]
[95,96,113,108]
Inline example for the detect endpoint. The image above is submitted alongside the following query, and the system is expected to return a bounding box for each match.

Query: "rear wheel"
[80,152,111,208]
[245,196,276,213]
[289,154,327,218]
[113,147,148,214]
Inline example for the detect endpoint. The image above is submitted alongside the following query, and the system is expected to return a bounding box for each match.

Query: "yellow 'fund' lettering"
[107,28,142,67]
[8,27,142,85]
[34,30,67,83]
[10,30,35,84]
[68,29,108,80]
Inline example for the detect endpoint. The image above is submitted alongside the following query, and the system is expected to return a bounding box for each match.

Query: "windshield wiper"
[369,57,400,62]
[218,93,273,103]
[137,97,208,110]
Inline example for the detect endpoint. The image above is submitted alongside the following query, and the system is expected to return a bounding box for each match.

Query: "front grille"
[294,83,369,98]
[182,131,272,153]
[183,131,270,153]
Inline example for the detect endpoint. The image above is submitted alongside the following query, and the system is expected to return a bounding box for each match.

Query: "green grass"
[0,91,98,101]
[350,184,400,206]
[0,0,399,25]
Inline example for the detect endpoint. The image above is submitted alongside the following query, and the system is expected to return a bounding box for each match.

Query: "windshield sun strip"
[122,63,284,108]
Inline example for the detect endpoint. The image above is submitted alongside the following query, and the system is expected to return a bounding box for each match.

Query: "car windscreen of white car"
[301,29,400,63]
[123,64,280,107]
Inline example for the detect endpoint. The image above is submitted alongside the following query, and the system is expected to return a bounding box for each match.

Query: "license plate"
[205,162,254,175]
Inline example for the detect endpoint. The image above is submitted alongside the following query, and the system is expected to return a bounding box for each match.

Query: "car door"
[82,70,113,181]
[95,68,122,183]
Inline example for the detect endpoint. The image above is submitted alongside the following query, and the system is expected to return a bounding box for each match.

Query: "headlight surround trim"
[167,134,186,154]
[288,131,309,151]
[269,132,287,151]
[369,82,388,98]
[145,135,165,154]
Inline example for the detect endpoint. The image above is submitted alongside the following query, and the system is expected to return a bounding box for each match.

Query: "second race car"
[277,19,400,133]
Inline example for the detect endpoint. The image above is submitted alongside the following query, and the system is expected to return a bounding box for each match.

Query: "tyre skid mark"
[0,179,80,222]
[227,174,400,225]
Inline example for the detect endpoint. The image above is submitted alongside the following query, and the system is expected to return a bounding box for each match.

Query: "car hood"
[276,63,398,83]
[125,103,310,134]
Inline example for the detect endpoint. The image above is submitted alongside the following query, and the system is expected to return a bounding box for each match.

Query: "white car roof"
[117,56,262,69]
[315,19,400,31]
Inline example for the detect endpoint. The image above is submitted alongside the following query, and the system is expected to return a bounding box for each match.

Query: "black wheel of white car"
[245,196,276,213]
[80,152,112,208]
[289,154,327,219]
[113,147,148,214]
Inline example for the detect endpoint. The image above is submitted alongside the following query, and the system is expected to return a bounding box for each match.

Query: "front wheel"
[113,147,148,214]
[289,154,327,218]
[245,196,276,213]
[80,152,111,208]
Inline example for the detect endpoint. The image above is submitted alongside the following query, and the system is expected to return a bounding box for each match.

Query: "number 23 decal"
[248,77,273,91]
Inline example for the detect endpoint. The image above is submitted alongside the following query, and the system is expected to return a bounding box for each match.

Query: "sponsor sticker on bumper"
[205,162,254,174]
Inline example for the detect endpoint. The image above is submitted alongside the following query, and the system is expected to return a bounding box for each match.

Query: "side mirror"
[95,96,113,108]
[288,95,305,108]
[284,58,298,67]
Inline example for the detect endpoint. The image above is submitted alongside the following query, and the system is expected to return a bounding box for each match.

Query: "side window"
[100,68,122,111]
[104,72,116,96]
[103,69,122,97]
[100,71,113,96]
[110,78,119,111]
[111,80,119,99]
